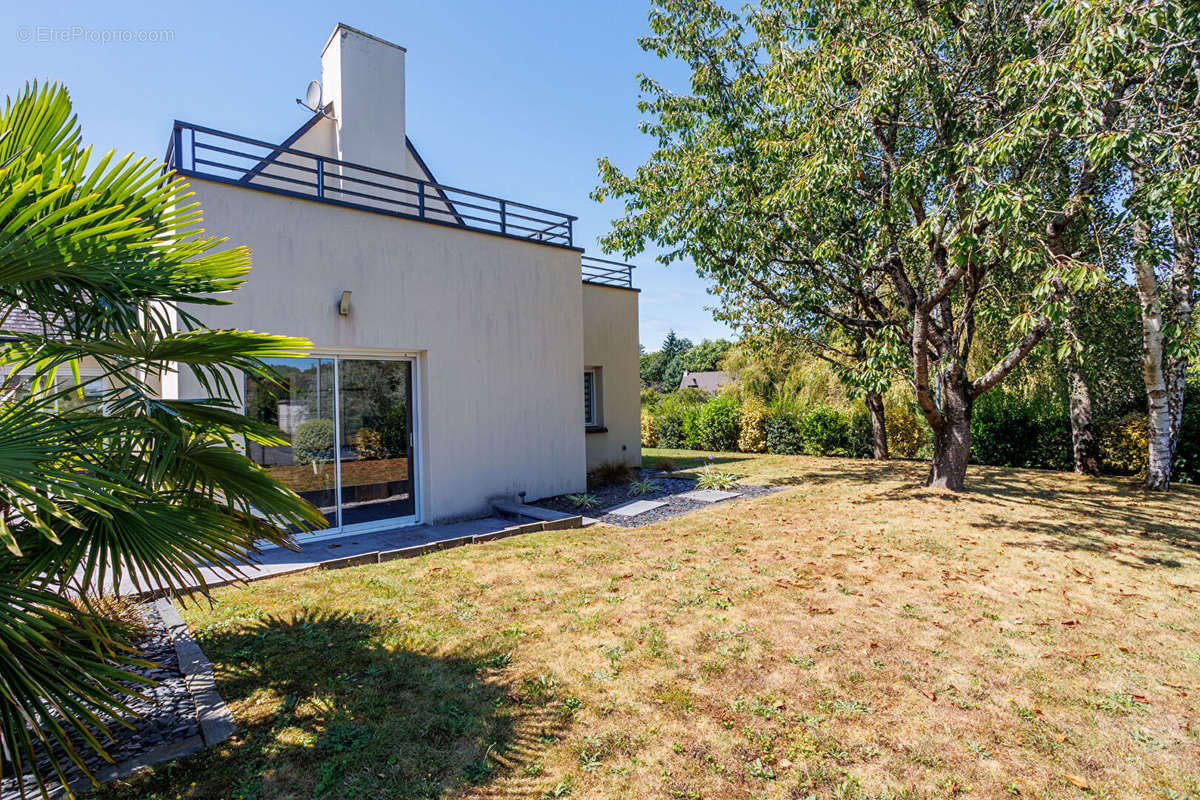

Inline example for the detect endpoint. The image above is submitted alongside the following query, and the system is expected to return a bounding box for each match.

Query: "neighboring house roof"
[2,306,44,337]
[679,370,731,393]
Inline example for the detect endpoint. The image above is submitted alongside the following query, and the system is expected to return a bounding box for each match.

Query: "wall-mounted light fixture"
[338,291,352,316]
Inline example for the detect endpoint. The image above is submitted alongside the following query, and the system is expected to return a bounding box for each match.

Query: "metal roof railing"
[166,121,577,248]
[581,255,635,289]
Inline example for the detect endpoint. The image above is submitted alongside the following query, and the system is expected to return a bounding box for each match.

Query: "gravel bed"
[534,468,780,528]
[1,603,201,800]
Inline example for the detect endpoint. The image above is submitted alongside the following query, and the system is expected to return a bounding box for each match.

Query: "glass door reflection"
[336,359,415,526]
[245,357,337,530]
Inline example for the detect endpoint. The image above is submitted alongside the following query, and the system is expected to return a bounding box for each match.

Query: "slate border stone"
[2,602,215,800]
[153,599,235,748]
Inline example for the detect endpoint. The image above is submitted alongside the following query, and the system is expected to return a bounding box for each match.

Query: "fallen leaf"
[1064,774,1089,789]
[920,689,936,702]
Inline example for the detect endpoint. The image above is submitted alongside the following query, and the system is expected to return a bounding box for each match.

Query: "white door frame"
[253,348,424,546]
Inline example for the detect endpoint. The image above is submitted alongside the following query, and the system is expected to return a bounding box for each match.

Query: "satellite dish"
[296,80,334,118]
[304,80,322,111]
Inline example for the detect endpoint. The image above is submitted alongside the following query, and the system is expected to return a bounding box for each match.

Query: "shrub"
[654,391,705,449]
[697,395,740,451]
[375,404,408,456]
[970,392,1071,470]
[354,426,386,460]
[848,406,875,458]
[695,465,740,490]
[640,387,664,410]
[566,493,598,509]
[798,405,855,456]
[764,410,804,455]
[629,478,660,495]
[675,386,710,405]
[589,460,634,489]
[293,417,335,465]
[652,458,676,472]
[1098,411,1148,475]
[681,403,705,449]
[737,395,768,453]
[886,402,929,459]
[1096,385,1198,482]
[1174,385,1200,484]
[641,410,657,447]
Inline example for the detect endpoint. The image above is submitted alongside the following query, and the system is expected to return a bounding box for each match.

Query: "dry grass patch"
[92,452,1200,800]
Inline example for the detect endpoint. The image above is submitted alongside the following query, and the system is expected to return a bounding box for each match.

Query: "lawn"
[92,450,1200,800]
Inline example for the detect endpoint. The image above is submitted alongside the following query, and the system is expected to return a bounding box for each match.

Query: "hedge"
[639,384,1199,483]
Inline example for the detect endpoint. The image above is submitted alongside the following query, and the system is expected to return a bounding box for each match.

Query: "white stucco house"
[165,24,641,537]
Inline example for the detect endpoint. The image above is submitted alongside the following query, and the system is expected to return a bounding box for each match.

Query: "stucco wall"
[178,178,588,522]
[582,283,642,470]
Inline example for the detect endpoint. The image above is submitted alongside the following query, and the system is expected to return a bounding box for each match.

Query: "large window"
[245,356,416,534]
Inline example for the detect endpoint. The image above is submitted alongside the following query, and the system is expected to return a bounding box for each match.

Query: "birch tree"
[1027,0,1198,489]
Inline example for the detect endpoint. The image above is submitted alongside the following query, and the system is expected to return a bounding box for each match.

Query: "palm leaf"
[0,80,321,795]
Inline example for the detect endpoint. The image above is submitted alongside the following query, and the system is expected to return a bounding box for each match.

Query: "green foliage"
[886,402,931,459]
[970,393,1072,471]
[697,394,740,451]
[595,0,1160,487]
[0,82,323,791]
[629,478,661,496]
[293,418,336,465]
[1098,413,1150,475]
[763,403,867,458]
[797,406,856,457]
[764,411,803,456]
[653,391,706,449]
[374,403,409,457]
[566,493,599,509]
[1173,385,1200,484]
[640,410,657,447]
[641,330,693,388]
[680,339,733,372]
[640,387,664,409]
[737,394,768,453]
[695,465,740,490]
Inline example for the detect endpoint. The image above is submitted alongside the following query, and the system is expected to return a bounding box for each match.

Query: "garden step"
[490,500,583,529]
[678,489,741,502]
[604,499,667,517]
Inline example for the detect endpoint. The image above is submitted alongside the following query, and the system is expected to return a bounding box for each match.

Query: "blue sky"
[1,0,732,350]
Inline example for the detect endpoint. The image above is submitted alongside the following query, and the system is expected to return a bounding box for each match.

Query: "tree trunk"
[1167,211,1194,460]
[927,372,972,490]
[1067,366,1101,475]
[1132,171,1172,491]
[1061,317,1100,475]
[865,391,889,460]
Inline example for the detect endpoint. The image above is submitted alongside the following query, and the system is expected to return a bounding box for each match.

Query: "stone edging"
[52,601,232,798]
[153,599,236,748]
[316,516,582,571]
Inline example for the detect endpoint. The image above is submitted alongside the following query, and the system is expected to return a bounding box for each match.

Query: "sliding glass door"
[245,355,417,536]
[335,358,415,525]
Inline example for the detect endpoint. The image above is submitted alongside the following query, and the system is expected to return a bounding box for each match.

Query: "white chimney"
[320,24,409,176]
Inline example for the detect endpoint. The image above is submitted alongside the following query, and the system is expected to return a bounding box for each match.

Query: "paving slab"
[604,499,668,517]
[106,516,520,596]
[678,489,742,503]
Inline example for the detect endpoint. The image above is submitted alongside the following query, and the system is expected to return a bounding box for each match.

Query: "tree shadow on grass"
[735,453,1200,570]
[958,467,1200,569]
[90,610,569,800]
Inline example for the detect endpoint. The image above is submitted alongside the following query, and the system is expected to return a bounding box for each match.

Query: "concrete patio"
[118,514,576,597]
